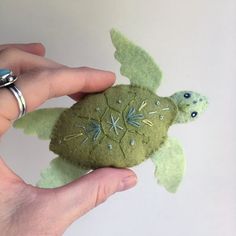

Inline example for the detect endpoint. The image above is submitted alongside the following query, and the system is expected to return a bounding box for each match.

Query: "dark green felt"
[12,29,209,192]
[50,85,177,169]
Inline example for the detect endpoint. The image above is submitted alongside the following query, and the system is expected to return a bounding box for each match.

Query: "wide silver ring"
[0,69,26,119]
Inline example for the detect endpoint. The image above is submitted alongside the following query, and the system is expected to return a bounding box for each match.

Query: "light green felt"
[151,137,185,193]
[13,108,66,140]
[12,29,209,193]
[110,29,162,92]
[37,157,88,188]
[50,85,177,169]
[170,91,208,124]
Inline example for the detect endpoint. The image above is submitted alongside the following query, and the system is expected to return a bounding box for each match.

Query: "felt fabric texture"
[13,108,66,140]
[170,91,208,124]
[37,157,88,188]
[110,29,162,92]
[50,85,178,169]
[13,29,208,192]
[151,137,185,193]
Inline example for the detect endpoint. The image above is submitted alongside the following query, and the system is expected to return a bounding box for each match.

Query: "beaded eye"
[184,93,191,98]
[191,111,198,118]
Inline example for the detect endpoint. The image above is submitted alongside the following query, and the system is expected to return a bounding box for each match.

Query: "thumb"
[52,168,137,224]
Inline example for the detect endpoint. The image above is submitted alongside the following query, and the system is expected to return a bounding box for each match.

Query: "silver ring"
[0,69,26,119]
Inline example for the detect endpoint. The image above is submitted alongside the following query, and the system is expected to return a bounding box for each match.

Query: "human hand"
[0,43,137,236]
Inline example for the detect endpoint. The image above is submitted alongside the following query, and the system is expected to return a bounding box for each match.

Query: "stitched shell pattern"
[50,85,177,169]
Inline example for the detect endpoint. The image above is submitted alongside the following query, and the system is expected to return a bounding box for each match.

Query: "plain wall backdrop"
[0,0,236,235]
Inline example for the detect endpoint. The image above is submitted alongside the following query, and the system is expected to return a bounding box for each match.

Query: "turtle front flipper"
[37,157,89,188]
[13,108,66,140]
[151,137,186,193]
[110,29,162,92]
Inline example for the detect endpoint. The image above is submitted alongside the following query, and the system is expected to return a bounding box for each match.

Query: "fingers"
[1,67,115,118]
[0,43,46,56]
[53,168,137,223]
[0,67,115,135]
[0,42,116,136]
[0,47,60,75]
[0,166,136,235]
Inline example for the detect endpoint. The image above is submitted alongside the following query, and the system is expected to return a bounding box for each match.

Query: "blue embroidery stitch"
[126,107,144,127]
[107,114,123,135]
[87,121,101,141]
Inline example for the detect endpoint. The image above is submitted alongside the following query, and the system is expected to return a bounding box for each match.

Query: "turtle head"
[170,91,208,124]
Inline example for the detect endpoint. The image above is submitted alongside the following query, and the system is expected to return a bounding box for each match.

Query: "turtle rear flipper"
[13,108,66,140]
[37,157,89,188]
[151,137,186,193]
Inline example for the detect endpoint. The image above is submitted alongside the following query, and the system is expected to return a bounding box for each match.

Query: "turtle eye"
[184,93,191,98]
[191,111,198,118]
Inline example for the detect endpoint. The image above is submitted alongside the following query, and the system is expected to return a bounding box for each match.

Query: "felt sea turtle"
[14,29,208,193]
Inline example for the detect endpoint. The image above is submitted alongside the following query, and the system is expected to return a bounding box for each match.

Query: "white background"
[1,0,236,235]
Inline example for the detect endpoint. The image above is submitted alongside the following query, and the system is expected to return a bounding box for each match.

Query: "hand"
[0,43,137,236]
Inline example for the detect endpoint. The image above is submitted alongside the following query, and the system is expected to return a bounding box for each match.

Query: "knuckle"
[0,48,20,71]
[94,184,111,206]
[0,47,19,59]
[36,68,55,97]
[35,67,66,99]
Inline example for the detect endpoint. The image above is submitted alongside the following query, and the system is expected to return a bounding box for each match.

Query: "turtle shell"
[50,85,177,169]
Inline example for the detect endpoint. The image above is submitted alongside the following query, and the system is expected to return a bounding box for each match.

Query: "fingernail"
[118,175,137,192]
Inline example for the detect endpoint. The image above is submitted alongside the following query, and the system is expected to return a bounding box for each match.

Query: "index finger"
[0,43,46,56]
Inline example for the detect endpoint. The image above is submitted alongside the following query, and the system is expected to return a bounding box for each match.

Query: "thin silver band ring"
[0,69,27,119]
[8,84,27,118]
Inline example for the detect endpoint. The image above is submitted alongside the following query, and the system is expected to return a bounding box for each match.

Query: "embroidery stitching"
[138,100,147,111]
[126,107,144,127]
[87,121,102,141]
[142,119,153,127]
[107,114,124,135]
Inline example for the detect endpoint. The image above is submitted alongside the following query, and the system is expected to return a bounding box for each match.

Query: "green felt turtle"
[14,29,208,193]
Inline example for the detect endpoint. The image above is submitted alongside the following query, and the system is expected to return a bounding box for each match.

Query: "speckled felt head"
[170,91,208,124]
